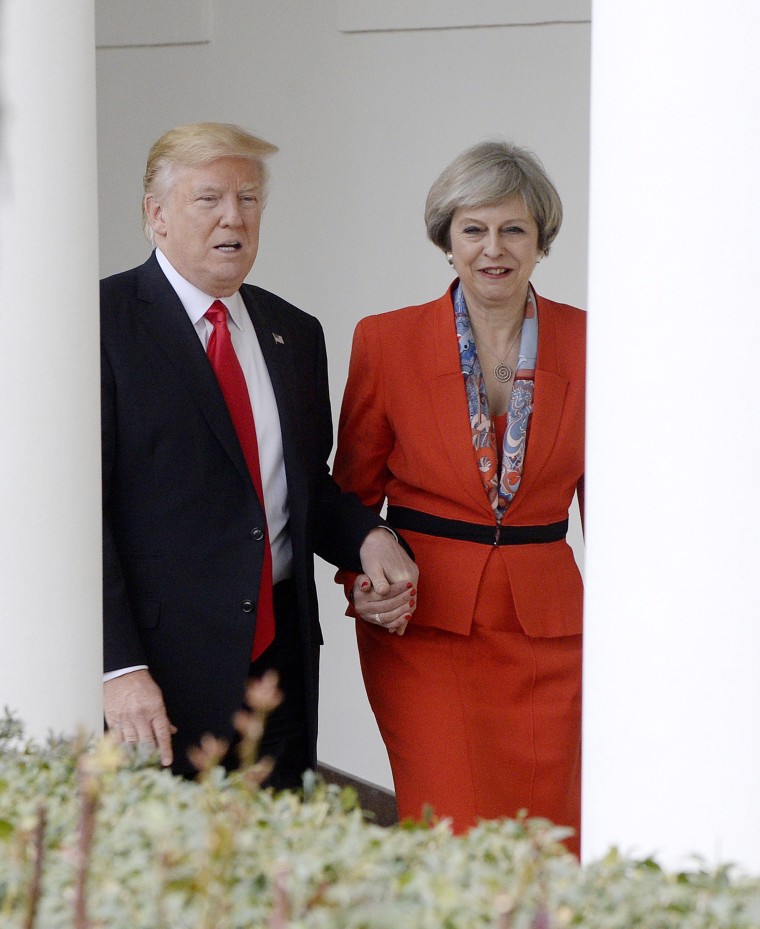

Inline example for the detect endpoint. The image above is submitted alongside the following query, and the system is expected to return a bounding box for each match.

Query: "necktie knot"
[205,300,228,328]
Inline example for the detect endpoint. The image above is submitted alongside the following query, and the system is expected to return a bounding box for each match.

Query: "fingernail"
[405,614,412,621]
[410,589,417,597]
[406,582,413,589]
[408,598,415,607]
[360,581,370,590]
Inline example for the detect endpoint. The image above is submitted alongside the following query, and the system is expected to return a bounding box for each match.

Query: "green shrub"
[2,709,760,929]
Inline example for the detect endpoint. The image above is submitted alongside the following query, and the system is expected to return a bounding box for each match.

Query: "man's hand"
[356,527,419,635]
[103,669,176,767]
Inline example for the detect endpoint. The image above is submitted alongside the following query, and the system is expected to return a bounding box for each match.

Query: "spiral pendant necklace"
[478,327,522,383]
[493,359,514,383]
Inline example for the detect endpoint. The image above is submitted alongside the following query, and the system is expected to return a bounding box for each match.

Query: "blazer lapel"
[505,295,569,518]
[135,254,251,485]
[427,291,496,516]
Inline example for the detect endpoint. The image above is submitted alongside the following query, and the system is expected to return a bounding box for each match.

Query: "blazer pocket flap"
[507,543,583,638]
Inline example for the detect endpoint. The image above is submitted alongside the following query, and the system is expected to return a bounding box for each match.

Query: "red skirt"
[357,549,582,856]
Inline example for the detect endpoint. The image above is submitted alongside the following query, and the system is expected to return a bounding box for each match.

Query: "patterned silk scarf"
[454,283,539,520]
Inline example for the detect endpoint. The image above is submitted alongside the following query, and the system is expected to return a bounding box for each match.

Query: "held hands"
[356,527,419,635]
[352,575,416,634]
[103,669,177,767]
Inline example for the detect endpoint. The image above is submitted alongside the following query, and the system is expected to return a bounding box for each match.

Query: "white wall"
[1,0,102,740]
[96,2,590,787]
[583,0,760,869]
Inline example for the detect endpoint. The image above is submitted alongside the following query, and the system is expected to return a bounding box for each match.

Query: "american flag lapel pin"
[272,332,285,344]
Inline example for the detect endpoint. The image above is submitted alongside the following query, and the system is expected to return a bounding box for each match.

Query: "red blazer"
[334,283,585,638]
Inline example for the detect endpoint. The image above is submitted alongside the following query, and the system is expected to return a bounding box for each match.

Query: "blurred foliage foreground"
[2,698,760,929]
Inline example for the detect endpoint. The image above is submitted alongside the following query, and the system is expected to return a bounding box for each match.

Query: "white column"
[0,0,102,738]
[584,1,760,867]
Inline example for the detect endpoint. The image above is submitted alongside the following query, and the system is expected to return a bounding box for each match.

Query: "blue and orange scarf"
[453,283,538,520]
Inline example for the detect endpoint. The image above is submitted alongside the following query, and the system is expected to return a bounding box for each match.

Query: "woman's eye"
[463,226,481,235]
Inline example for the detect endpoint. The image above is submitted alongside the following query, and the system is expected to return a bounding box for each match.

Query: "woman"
[333,141,585,855]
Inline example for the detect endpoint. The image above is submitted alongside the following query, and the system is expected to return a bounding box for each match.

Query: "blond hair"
[142,122,279,243]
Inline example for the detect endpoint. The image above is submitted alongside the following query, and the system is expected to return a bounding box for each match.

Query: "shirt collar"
[155,248,248,332]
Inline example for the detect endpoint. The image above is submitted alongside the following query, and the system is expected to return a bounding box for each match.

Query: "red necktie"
[205,300,275,661]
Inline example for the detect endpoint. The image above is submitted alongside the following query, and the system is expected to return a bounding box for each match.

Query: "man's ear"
[145,195,167,238]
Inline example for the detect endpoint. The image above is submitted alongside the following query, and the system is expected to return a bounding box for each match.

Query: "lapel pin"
[272,332,285,344]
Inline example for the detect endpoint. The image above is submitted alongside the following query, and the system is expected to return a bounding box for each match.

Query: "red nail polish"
[405,614,412,621]
[406,582,413,589]
[360,581,370,590]
[409,598,415,608]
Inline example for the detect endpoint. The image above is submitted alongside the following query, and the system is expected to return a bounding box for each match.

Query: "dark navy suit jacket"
[101,252,382,773]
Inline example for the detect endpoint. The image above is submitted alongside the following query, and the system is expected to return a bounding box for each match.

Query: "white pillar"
[0,0,102,738]
[584,1,760,867]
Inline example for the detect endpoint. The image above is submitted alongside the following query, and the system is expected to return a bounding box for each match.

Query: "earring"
[446,253,454,267]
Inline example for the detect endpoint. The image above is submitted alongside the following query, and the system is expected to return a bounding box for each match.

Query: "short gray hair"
[142,122,279,243]
[424,140,563,255]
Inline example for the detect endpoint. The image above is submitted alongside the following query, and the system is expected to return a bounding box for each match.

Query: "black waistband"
[387,506,568,547]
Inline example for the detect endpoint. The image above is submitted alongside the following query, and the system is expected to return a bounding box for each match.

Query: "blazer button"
[250,527,265,541]
[242,600,254,613]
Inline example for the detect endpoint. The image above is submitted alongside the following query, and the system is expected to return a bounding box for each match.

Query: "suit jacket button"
[242,599,254,613]
[250,527,265,541]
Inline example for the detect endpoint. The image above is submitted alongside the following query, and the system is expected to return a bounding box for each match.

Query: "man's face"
[146,157,263,297]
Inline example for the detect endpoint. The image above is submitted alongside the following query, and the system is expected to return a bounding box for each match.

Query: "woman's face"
[448,196,542,316]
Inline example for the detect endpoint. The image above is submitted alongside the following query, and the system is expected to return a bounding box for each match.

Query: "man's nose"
[220,198,243,226]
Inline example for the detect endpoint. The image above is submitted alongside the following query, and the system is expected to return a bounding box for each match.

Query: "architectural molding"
[338,0,590,33]
[96,0,211,48]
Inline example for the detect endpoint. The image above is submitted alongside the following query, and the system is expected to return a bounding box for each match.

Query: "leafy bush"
[2,708,760,929]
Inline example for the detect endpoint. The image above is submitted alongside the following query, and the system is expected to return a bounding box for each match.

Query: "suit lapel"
[241,288,307,500]
[135,254,251,485]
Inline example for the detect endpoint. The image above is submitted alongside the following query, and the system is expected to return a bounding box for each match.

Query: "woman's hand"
[352,574,416,636]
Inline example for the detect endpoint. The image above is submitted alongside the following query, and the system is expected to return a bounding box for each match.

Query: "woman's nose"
[483,232,504,256]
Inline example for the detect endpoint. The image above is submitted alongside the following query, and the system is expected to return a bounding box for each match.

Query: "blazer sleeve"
[305,315,387,572]
[333,317,395,512]
[330,317,398,604]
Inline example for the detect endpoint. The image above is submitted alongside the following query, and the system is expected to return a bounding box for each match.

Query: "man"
[101,122,417,785]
